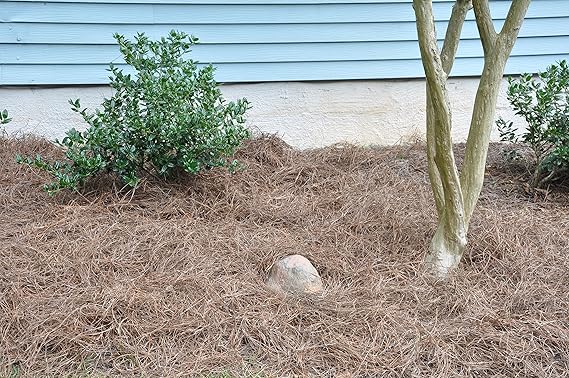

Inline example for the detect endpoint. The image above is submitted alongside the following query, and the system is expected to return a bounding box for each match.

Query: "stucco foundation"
[1,78,522,149]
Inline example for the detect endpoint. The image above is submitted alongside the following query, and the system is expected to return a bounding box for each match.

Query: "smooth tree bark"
[413,0,531,276]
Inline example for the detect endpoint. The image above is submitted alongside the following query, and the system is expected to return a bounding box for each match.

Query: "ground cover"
[1,135,568,377]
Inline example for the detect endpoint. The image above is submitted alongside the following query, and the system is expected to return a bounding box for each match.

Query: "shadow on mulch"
[0,135,568,377]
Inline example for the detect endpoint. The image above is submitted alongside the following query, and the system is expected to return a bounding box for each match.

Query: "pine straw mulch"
[0,135,568,378]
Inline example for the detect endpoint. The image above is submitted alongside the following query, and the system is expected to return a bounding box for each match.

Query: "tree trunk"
[427,210,468,276]
[413,0,530,277]
[460,53,507,226]
[425,57,505,275]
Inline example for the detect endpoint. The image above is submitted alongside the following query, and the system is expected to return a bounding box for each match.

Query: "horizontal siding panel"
[3,18,569,45]
[3,55,569,85]
[4,36,568,64]
[4,1,569,24]
[10,0,455,4]
[3,2,447,24]
[11,0,455,3]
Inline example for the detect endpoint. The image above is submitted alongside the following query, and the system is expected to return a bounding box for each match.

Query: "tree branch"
[441,0,472,74]
[414,0,466,234]
[426,96,445,216]
[472,0,497,55]
[460,0,531,225]
[428,0,472,216]
[498,0,531,51]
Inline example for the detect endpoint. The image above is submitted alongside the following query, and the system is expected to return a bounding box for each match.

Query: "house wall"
[2,0,569,84]
[1,78,524,149]
[1,1,568,147]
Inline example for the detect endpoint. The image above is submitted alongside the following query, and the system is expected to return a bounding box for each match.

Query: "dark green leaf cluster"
[17,30,250,194]
[0,109,11,125]
[497,60,569,188]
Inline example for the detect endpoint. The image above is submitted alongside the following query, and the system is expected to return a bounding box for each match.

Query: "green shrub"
[0,109,11,136]
[0,109,11,125]
[17,30,250,194]
[497,60,569,188]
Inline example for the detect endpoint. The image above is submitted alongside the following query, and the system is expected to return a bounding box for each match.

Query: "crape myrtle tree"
[412,0,531,276]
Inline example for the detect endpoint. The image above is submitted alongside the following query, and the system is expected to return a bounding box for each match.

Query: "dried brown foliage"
[1,135,568,377]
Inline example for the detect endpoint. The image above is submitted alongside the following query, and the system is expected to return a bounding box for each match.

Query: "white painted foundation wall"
[1,78,522,149]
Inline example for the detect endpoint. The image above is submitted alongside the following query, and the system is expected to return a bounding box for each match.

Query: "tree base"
[424,224,466,278]
[424,248,462,278]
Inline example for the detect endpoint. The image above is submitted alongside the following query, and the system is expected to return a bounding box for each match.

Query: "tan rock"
[267,254,323,295]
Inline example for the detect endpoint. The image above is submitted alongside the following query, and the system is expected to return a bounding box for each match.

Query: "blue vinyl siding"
[1,0,569,85]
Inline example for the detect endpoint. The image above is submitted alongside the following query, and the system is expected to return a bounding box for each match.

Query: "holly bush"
[497,60,569,188]
[17,30,250,194]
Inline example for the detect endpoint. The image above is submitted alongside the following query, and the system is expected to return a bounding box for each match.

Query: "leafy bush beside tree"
[497,60,569,188]
[17,30,250,194]
[1,110,11,125]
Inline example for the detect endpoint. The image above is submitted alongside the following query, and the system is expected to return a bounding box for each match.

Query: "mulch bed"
[1,135,568,377]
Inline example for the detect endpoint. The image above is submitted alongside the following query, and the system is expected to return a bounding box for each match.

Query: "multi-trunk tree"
[412,0,531,276]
